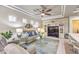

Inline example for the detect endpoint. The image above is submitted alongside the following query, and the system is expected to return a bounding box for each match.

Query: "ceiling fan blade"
[45,13,51,15]
[33,9,41,12]
[41,15,44,17]
[46,9,52,12]
[35,13,41,15]
[40,5,47,9]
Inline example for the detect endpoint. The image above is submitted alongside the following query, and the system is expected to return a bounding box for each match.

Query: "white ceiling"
[10,5,79,20]
[65,5,79,17]
[2,5,79,20]
[15,5,63,20]
[1,5,79,28]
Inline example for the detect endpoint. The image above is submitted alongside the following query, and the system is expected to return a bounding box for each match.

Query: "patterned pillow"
[0,41,4,51]
[34,31,37,35]
[21,32,28,38]
[27,32,33,36]
[0,37,7,47]
[32,32,35,36]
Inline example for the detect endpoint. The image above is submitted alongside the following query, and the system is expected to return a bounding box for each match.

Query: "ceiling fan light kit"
[34,5,52,17]
[41,13,45,17]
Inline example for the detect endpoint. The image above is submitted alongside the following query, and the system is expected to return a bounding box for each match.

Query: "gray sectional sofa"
[0,35,36,54]
[8,31,38,44]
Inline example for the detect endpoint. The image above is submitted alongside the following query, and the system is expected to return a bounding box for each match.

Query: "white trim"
[12,5,35,16]
[61,5,66,16]
[2,5,36,19]
[42,15,63,20]
[3,5,29,15]
[41,5,65,20]
[2,5,64,20]
[57,38,65,54]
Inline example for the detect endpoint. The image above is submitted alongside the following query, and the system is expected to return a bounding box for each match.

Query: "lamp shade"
[37,28,41,32]
[16,28,23,33]
[40,29,44,33]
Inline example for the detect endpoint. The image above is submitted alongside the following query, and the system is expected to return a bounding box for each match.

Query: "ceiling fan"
[34,5,52,17]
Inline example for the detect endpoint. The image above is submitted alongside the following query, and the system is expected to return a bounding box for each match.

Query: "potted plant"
[0,30,12,39]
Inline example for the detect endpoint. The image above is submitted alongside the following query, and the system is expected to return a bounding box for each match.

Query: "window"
[9,15,16,22]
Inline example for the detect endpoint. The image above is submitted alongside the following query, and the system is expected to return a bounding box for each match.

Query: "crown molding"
[41,15,63,20]
[2,5,65,20]
[61,5,66,16]
[2,5,38,19]
[42,5,65,20]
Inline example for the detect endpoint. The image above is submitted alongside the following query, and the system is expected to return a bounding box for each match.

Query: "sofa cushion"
[21,33,28,38]
[4,43,29,54]
[27,32,33,36]
[0,35,7,47]
[0,37,7,47]
[34,31,37,35]
[27,46,36,54]
[0,42,4,51]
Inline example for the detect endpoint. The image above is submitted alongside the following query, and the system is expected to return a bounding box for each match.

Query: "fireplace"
[48,26,59,38]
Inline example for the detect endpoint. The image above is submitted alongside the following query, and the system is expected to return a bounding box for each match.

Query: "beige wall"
[43,18,69,38]
[0,23,15,32]
[0,6,32,33]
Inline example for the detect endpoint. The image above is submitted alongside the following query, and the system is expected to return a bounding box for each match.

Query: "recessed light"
[73,8,79,13]
[41,13,45,16]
